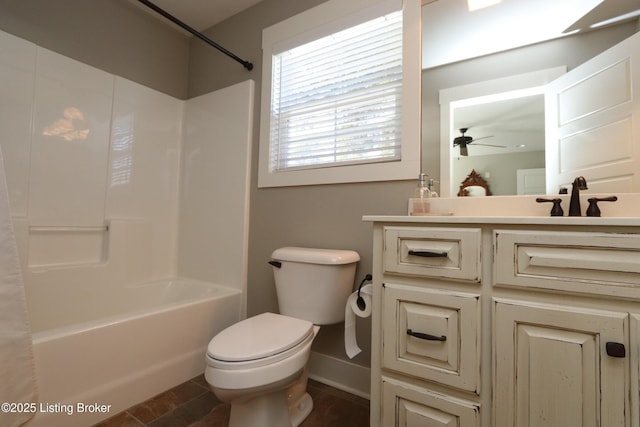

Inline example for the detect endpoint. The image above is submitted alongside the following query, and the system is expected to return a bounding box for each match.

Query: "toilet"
[204,246,360,427]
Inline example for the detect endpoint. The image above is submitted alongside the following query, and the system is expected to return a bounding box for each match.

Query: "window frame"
[258,0,421,188]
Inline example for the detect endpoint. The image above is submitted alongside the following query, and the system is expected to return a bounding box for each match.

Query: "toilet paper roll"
[344,284,373,359]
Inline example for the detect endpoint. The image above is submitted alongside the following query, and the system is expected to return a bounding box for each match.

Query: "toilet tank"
[270,247,360,325]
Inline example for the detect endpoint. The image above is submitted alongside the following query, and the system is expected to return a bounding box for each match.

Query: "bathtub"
[24,278,243,427]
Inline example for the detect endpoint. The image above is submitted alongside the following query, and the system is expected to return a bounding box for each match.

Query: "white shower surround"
[0,29,254,426]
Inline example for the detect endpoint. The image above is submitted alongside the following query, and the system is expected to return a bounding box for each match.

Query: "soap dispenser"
[409,173,432,215]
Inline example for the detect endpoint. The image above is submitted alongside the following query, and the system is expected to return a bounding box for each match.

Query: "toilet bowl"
[205,313,319,427]
[204,247,359,427]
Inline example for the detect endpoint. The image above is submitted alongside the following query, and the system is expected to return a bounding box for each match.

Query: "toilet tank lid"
[271,247,360,265]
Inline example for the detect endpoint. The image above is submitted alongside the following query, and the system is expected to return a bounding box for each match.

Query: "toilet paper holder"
[356,274,372,310]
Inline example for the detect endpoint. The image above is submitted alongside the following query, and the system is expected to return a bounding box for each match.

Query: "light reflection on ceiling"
[422,0,638,69]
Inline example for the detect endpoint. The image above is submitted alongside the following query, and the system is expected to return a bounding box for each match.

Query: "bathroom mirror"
[421,0,640,197]
[439,67,565,197]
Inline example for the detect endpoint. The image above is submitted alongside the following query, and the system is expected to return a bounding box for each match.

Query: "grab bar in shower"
[29,225,109,232]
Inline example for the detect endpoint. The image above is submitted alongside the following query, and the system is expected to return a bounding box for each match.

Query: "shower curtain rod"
[137,0,254,71]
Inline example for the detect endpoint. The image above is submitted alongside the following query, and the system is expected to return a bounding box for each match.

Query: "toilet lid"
[207,312,314,362]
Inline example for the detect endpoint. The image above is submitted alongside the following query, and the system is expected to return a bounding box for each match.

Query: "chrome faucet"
[568,176,588,216]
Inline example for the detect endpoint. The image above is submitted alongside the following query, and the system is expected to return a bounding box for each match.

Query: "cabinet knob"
[406,329,446,341]
[606,341,626,358]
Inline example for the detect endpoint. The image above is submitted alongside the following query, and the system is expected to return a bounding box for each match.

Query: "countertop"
[363,215,640,227]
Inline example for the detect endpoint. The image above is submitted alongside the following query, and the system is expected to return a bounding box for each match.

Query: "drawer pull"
[406,329,447,342]
[606,342,626,358]
[408,250,448,258]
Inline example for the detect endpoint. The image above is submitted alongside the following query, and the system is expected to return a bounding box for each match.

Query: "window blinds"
[269,10,403,172]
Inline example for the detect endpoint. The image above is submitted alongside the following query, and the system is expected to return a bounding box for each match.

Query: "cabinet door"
[494,299,628,427]
[382,378,480,427]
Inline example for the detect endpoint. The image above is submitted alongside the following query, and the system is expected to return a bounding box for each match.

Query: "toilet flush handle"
[268,260,282,268]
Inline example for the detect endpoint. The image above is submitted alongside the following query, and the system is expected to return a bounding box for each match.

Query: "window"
[258,0,421,187]
[270,12,402,171]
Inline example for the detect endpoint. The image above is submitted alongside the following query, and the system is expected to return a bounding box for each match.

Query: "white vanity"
[364,207,640,427]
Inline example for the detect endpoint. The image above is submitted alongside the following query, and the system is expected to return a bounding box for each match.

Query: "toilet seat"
[207,312,314,370]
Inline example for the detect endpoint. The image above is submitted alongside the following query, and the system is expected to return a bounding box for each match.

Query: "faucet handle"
[586,196,618,217]
[536,198,564,216]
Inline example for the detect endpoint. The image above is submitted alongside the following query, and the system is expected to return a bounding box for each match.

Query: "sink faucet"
[568,176,588,216]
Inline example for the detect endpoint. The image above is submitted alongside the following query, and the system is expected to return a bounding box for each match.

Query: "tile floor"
[93,375,369,427]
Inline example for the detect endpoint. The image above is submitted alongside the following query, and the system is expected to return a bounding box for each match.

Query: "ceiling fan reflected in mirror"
[453,127,506,156]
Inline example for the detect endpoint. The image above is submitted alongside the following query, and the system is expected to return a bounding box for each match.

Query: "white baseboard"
[307,351,370,400]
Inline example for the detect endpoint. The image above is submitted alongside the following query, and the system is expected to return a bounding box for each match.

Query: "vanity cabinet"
[365,216,640,427]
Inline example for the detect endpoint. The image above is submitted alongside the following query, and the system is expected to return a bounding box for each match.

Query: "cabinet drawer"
[495,230,640,298]
[384,226,481,282]
[382,377,480,427]
[382,283,480,392]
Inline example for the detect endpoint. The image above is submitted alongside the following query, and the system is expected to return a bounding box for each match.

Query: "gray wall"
[190,0,413,366]
[0,0,190,99]
[1,0,638,374]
